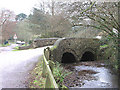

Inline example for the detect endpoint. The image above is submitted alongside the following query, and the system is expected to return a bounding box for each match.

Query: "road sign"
[13,34,17,39]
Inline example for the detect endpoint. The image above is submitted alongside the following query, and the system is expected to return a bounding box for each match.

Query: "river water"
[63,60,118,88]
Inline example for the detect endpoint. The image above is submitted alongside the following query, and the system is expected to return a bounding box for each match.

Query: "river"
[63,60,118,88]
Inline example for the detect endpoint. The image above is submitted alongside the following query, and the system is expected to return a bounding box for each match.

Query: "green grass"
[28,56,46,88]
[13,44,30,51]
[0,43,11,47]
[28,56,70,88]
[100,44,108,48]
[21,44,30,46]
[12,49,21,51]
[14,46,19,50]
[12,48,33,51]
[53,61,72,88]
[0,44,2,47]
[50,45,57,51]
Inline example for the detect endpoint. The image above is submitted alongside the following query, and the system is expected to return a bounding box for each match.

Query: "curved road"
[0,44,50,89]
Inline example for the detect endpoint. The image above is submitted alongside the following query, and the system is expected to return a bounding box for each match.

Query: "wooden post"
[42,49,47,77]
[46,47,50,60]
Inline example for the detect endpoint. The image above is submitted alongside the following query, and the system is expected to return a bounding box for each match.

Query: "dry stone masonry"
[32,38,59,48]
[50,38,100,63]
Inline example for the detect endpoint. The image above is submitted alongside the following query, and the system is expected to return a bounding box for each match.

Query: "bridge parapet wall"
[33,38,59,48]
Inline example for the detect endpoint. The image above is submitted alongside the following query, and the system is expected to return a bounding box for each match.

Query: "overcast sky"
[0,0,118,15]
[0,0,40,15]
[0,0,65,15]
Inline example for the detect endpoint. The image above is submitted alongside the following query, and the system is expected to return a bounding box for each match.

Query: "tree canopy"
[15,13,27,21]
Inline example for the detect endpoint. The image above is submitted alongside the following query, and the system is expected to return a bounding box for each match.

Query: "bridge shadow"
[81,51,95,61]
[61,51,95,63]
[62,52,76,63]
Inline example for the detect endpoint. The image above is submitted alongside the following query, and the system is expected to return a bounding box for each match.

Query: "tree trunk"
[51,0,55,16]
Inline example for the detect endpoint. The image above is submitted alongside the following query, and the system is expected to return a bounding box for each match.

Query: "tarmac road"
[0,45,50,89]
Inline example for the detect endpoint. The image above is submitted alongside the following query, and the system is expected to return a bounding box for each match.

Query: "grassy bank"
[13,44,32,51]
[28,56,46,88]
[28,55,71,88]
[0,43,11,47]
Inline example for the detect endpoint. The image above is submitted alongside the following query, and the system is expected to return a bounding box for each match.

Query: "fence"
[42,47,59,89]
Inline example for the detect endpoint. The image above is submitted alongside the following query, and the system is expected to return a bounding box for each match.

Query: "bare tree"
[51,0,55,16]
[0,9,16,44]
[60,1,119,37]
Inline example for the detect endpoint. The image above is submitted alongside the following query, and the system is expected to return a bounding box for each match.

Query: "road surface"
[0,44,50,89]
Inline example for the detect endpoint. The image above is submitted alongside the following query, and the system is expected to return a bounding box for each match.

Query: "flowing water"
[63,61,118,88]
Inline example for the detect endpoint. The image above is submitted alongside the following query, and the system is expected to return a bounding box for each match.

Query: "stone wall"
[18,38,59,50]
[18,44,33,50]
[50,38,100,63]
[32,38,59,48]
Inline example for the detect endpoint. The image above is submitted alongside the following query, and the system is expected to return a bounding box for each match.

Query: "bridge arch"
[80,48,97,61]
[81,51,95,61]
[61,48,77,63]
[62,52,76,63]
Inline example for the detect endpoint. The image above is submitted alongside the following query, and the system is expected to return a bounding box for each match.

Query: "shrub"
[53,61,71,88]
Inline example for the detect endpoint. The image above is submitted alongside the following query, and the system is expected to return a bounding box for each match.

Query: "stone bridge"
[49,38,100,63]
[32,38,59,48]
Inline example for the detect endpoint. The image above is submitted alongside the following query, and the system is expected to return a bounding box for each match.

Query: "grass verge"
[12,49,21,51]
[28,56,71,88]
[13,46,19,50]
[28,56,46,88]
[0,43,11,47]
[100,44,108,48]
[13,44,32,51]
